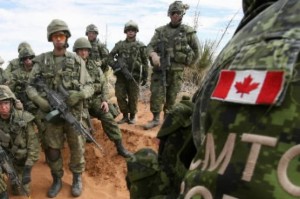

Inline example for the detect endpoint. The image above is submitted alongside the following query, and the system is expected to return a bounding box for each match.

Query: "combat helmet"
[124,20,139,33]
[18,42,32,53]
[47,19,71,41]
[126,148,159,182]
[73,37,92,52]
[0,85,16,101]
[168,1,189,16]
[18,47,35,60]
[85,24,99,35]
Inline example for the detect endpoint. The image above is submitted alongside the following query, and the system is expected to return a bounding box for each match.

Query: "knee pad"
[45,148,61,162]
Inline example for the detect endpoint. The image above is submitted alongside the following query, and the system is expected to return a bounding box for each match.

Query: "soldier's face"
[76,49,89,60]
[87,32,97,41]
[126,29,137,39]
[0,100,11,119]
[51,31,67,49]
[170,11,183,25]
[22,57,33,71]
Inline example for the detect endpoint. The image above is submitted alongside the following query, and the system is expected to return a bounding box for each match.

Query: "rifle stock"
[33,77,104,153]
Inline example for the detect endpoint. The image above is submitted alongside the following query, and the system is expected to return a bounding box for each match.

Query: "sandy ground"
[9,102,162,199]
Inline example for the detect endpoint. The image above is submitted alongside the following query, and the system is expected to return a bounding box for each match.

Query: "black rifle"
[0,146,31,199]
[156,35,171,97]
[15,82,37,112]
[114,56,139,86]
[33,77,104,153]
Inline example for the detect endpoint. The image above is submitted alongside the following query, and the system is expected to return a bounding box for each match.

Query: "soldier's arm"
[107,43,119,68]
[98,43,110,72]
[146,30,160,56]
[25,119,40,166]
[187,30,201,67]
[79,60,95,99]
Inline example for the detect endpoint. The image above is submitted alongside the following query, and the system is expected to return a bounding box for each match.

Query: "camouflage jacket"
[0,109,40,167]
[147,23,200,71]
[5,58,20,79]
[180,0,300,198]
[85,58,109,102]
[109,39,148,81]
[0,68,9,85]
[89,38,109,73]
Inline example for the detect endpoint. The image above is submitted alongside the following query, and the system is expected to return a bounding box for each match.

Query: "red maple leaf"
[234,75,260,97]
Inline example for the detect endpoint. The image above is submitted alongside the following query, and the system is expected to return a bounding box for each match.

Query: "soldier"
[85,24,110,76]
[108,20,148,124]
[0,56,9,85]
[0,85,40,196]
[26,19,94,197]
[5,42,33,79]
[179,0,300,198]
[144,1,200,130]
[73,37,132,158]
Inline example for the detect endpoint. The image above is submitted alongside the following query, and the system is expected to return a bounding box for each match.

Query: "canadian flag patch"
[211,70,285,105]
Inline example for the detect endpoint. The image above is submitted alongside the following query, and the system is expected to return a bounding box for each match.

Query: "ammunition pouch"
[0,130,10,148]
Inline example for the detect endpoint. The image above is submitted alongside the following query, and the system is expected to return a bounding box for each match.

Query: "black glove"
[22,166,32,184]
[141,70,148,86]
[111,62,121,72]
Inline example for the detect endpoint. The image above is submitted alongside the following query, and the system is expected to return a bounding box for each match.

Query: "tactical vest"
[33,51,82,91]
[155,24,196,70]
[0,110,34,163]
[115,40,146,74]
[89,39,104,61]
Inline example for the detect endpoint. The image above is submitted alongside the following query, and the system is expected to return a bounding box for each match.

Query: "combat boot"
[114,140,133,158]
[128,113,136,124]
[144,112,160,130]
[47,174,62,198]
[117,113,129,124]
[71,173,82,197]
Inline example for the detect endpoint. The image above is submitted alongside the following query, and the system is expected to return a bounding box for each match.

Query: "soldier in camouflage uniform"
[0,56,8,85]
[144,1,200,130]
[5,42,33,79]
[26,19,94,198]
[179,0,300,198]
[126,148,170,199]
[0,85,40,196]
[108,20,148,124]
[73,37,132,158]
[85,24,110,76]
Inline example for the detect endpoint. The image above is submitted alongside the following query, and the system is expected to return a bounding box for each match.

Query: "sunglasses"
[21,56,34,61]
[171,11,182,16]
[51,33,67,41]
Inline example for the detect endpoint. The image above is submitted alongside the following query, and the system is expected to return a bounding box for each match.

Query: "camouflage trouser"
[150,70,183,114]
[115,74,139,114]
[34,110,47,148]
[89,98,122,141]
[44,121,86,176]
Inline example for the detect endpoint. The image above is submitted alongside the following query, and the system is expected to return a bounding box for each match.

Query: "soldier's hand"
[22,165,32,184]
[15,99,24,110]
[150,52,160,67]
[66,91,85,107]
[101,101,109,113]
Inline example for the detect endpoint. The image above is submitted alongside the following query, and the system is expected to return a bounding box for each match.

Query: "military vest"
[0,110,34,162]
[89,39,105,61]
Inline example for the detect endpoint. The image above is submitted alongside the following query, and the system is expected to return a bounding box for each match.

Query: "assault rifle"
[156,36,171,96]
[15,81,37,112]
[33,77,104,153]
[0,146,31,199]
[113,56,139,86]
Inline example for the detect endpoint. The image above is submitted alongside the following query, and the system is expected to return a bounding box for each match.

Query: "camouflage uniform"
[72,37,132,158]
[5,42,33,79]
[85,24,110,74]
[145,1,200,129]
[126,148,170,199]
[180,0,300,198]
[0,85,40,196]
[108,20,148,124]
[126,97,195,198]
[27,19,94,198]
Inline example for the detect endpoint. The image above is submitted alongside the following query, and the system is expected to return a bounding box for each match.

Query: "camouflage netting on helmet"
[167,1,189,16]
[85,24,99,35]
[126,148,159,182]
[124,20,139,33]
[73,37,92,52]
[17,41,32,53]
[47,19,71,41]
[0,85,16,101]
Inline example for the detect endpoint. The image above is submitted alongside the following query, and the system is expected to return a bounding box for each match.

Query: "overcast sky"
[0,0,243,68]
